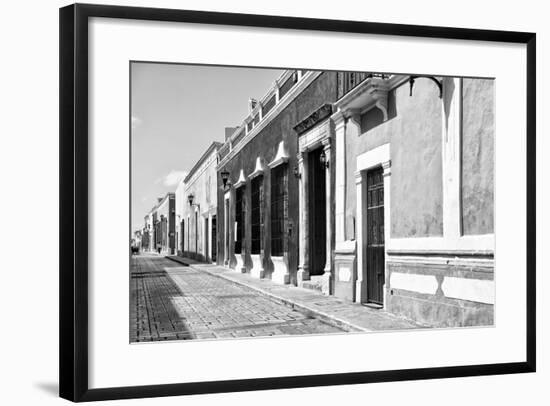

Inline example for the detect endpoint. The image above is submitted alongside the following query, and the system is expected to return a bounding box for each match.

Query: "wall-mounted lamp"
[220,170,231,188]
[187,193,200,210]
[409,75,443,98]
[319,150,329,169]
[293,166,301,178]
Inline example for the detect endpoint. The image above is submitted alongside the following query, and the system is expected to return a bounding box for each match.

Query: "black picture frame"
[59,3,536,402]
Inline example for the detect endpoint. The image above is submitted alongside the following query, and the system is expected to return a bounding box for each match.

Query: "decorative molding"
[218,71,322,168]
[234,169,246,188]
[387,234,495,253]
[354,171,362,185]
[335,77,390,121]
[268,141,289,169]
[334,240,356,254]
[346,108,361,128]
[298,118,331,153]
[387,253,494,267]
[293,104,333,135]
[248,157,264,180]
[332,110,346,129]
[184,143,222,186]
[356,143,391,172]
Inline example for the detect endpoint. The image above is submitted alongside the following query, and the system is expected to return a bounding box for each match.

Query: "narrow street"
[130,254,344,342]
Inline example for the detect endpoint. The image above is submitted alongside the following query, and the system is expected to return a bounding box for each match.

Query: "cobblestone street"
[130,254,344,342]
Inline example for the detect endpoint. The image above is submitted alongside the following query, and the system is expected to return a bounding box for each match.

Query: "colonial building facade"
[143,193,176,255]
[216,70,339,285]
[214,70,494,327]
[141,212,153,252]
[179,142,222,262]
[332,73,494,327]
[138,69,494,328]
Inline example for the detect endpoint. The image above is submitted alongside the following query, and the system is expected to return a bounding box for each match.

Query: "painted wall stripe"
[389,272,438,295]
[442,277,495,304]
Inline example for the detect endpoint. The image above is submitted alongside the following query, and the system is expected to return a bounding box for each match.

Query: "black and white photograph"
[130,63,495,342]
[2,0,543,403]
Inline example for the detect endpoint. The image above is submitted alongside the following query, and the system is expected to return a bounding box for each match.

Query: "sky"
[131,62,284,233]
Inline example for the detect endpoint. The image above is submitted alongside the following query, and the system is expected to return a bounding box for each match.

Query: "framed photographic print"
[59,3,536,402]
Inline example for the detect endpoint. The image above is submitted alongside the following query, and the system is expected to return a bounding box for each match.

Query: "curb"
[202,268,369,333]
[165,256,190,266]
[167,256,370,333]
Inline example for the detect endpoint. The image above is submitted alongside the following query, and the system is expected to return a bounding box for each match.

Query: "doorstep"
[166,257,425,333]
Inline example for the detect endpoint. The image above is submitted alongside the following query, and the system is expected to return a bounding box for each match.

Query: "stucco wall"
[175,180,185,253]
[344,79,443,239]
[154,194,175,253]
[182,151,218,260]
[461,78,495,235]
[217,71,338,282]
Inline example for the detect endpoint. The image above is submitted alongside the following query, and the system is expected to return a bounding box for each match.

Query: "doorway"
[180,220,185,253]
[365,166,385,304]
[211,215,217,262]
[224,196,230,265]
[308,147,326,276]
[204,217,209,261]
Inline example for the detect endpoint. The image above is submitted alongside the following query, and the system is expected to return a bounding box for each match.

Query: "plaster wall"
[344,79,443,240]
[175,180,186,254]
[217,71,338,283]
[182,150,218,261]
[461,78,495,235]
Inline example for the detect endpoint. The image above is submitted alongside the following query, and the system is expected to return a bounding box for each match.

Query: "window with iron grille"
[250,176,263,254]
[161,217,167,247]
[194,211,198,253]
[235,186,245,254]
[271,165,288,256]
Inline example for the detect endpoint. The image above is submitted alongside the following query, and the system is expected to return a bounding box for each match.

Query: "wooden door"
[204,217,209,261]
[366,167,385,304]
[308,148,326,275]
[211,215,217,262]
[180,220,185,253]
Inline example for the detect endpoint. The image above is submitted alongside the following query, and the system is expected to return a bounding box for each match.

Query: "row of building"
[139,69,495,328]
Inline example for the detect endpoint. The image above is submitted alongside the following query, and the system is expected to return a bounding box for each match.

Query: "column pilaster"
[322,138,333,294]
[297,150,310,282]
[333,111,346,244]
[442,77,463,239]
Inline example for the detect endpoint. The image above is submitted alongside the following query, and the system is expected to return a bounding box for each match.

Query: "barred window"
[250,176,263,255]
[161,217,167,247]
[271,165,288,256]
[194,211,198,253]
[235,186,245,254]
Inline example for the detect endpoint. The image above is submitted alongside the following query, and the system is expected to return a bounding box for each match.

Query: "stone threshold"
[166,256,424,333]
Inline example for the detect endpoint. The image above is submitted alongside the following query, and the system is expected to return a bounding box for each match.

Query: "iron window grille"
[235,186,245,254]
[271,164,288,256]
[250,176,264,255]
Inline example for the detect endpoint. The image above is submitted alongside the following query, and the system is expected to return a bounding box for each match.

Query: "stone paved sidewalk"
[166,256,424,332]
[131,255,344,342]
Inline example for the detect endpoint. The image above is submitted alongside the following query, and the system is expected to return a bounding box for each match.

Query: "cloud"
[156,170,188,187]
[131,115,142,130]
